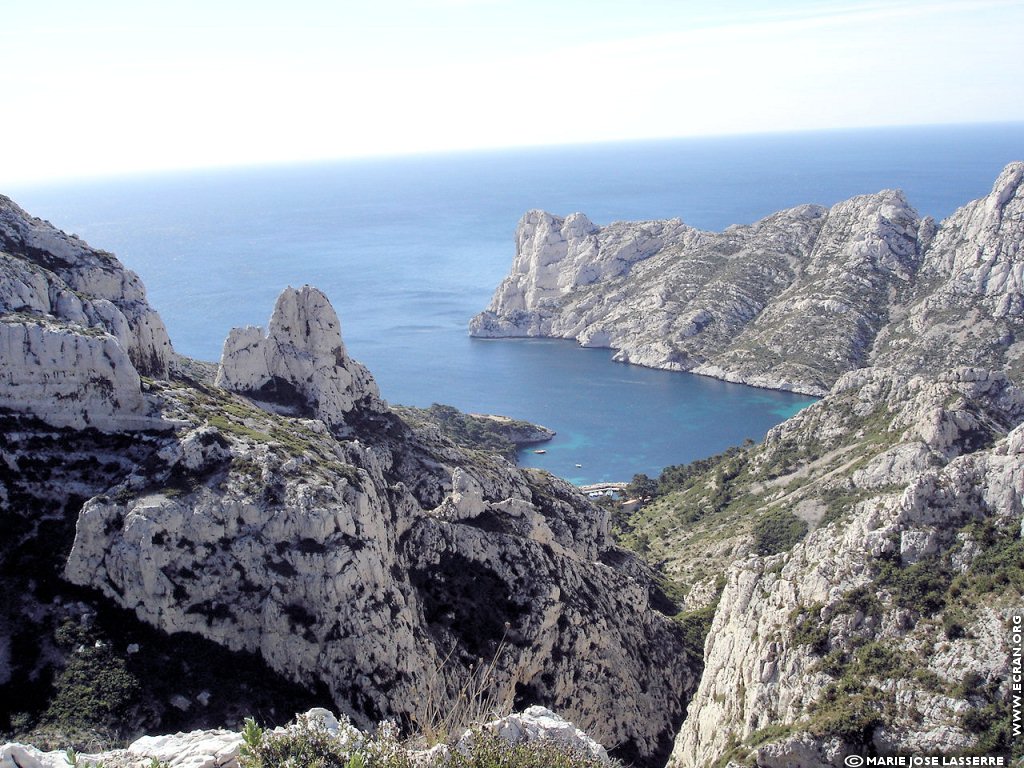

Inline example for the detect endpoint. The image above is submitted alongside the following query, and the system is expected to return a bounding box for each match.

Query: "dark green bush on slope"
[752,510,808,555]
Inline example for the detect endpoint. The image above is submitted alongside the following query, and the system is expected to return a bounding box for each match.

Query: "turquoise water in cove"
[7,123,1024,483]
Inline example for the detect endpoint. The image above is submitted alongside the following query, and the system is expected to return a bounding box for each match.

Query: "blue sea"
[7,123,1024,484]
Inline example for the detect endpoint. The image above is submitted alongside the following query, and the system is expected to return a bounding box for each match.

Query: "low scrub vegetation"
[752,510,808,555]
[238,713,615,768]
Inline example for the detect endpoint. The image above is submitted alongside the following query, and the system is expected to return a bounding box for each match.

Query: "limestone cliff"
[0,196,172,431]
[0,200,694,766]
[873,162,1024,380]
[472,163,1024,396]
[0,196,173,378]
[215,285,383,427]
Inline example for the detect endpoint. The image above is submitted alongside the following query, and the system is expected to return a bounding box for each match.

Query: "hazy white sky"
[3,0,1023,185]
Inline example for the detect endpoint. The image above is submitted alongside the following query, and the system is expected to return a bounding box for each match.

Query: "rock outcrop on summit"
[215,285,383,426]
[872,162,1024,379]
[471,162,1024,396]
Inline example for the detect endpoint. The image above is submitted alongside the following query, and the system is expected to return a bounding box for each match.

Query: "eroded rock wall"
[0,199,172,432]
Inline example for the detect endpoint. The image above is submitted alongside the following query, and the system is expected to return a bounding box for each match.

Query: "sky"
[3,0,1023,186]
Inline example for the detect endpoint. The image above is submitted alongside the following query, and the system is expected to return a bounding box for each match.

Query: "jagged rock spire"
[216,285,382,427]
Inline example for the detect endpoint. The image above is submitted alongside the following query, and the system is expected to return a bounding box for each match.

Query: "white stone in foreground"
[128,728,243,768]
[0,743,68,768]
[463,705,610,762]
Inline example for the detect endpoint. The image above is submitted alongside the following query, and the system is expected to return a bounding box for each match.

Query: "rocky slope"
[471,162,1024,396]
[612,366,1023,765]
[0,202,693,767]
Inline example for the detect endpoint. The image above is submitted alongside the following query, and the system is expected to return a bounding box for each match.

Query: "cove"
[464,338,816,485]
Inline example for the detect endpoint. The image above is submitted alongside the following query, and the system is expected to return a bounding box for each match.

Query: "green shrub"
[675,603,718,661]
[238,713,387,768]
[960,702,1021,759]
[809,683,888,745]
[875,555,950,615]
[438,730,611,768]
[64,749,169,768]
[752,510,808,555]
[625,473,658,500]
[959,527,1024,596]
[237,714,616,768]
[817,649,848,677]
[791,603,829,654]
[45,621,140,735]
[656,444,750,497]
[846,641,909,679]
[744,723,795,748]
[834,585,883,619]
[942,606,970,639]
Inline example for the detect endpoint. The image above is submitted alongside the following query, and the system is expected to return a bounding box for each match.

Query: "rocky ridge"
[0,201,693,767]
[471,162,1024,396]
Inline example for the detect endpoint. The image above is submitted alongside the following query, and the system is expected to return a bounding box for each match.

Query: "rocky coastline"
[2,163,1023,767]
[471,163,1024,398]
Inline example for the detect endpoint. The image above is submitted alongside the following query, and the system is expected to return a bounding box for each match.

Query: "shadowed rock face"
[472,162,1024,396]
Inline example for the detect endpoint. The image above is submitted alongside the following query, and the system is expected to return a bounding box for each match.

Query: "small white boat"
[533,449,547,454]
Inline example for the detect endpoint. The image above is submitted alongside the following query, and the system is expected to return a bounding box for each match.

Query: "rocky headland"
[656,365,1024,765]
[471,162,1024,397]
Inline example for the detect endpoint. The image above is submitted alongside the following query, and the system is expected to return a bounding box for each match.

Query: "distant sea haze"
[9,123,1024,483]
